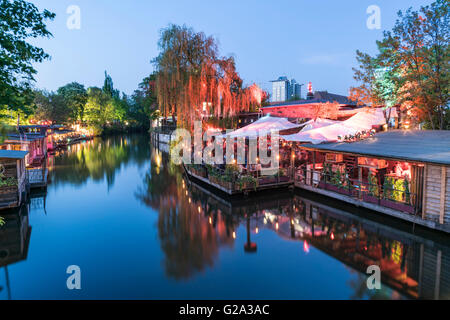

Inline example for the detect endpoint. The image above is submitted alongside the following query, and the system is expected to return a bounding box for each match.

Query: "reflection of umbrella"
[244,217,257,253]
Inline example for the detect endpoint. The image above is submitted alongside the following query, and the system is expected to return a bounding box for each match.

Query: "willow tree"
[153,24,263,130]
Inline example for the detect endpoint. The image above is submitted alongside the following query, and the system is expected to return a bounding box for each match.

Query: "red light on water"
[303,241,310,253]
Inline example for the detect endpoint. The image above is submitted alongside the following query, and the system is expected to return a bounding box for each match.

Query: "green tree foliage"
[84,87,116,128]
[30,72,157,133]
[102,71,120,98]
[57,82,88,122]
[351,0,449,129]
[33,90,72,123]
[128,74,158,129]
[0,0,55,115]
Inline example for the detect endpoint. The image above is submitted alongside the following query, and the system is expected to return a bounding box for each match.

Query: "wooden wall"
[422,164,450,225]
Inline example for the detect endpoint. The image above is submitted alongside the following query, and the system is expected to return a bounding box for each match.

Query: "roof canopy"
[299,118,339,132]
[283,109,386,144]
[301,130,450,166]
[0,150,29,159]
[222,115,301,138]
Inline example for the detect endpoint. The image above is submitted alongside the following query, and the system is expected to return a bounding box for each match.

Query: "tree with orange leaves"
[351,0,449,129]
[152,24,265,130]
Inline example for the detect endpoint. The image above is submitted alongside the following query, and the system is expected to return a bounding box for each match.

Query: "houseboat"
[1,131,49,189]
[294,130,450,233]
[2,133,47,167]
[0,150,28,210]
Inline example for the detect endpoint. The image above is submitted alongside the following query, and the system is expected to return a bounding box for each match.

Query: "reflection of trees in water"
[136,146,450,298]
[136,147,236,280]
[49,135,151,188]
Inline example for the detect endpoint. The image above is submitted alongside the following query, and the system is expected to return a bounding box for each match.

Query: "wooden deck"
[295,181,450,234]
[184,165,293,195]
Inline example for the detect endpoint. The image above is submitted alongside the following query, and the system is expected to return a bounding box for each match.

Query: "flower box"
[336,187,353,196]
[209,176,219,185]
[259,177,277,185]
[363,193,379,205]
[325,184,340,193]
[380,198,415,214]
[323,183,352,196]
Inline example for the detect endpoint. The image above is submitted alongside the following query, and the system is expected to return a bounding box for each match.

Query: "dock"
[183,163,293,195]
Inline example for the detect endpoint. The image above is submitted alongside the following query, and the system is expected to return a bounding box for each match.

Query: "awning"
[283,109,386,144]
[221,115,301,139]
[300,118,339,132]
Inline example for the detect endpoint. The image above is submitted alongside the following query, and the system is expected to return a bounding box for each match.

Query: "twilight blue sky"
[30,0,434,96]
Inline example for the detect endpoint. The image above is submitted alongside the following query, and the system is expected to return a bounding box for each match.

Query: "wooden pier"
[294,130,450,234]
[183,163,293,195]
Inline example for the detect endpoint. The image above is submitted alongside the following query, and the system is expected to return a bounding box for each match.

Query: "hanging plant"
[383,177,393,200]
[403,177,411,204]
[368,173,379,197]
[0,216,4,227]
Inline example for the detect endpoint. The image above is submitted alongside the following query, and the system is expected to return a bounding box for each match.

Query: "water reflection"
[136,148,236,280]
[48,135,151,188]
[138,143,450,299]
[0,205,30,300]
[0,135,448,299]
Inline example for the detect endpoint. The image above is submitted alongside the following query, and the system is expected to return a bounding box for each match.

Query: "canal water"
[0,134,448,300]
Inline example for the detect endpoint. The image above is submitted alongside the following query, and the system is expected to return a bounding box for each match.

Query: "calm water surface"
[0,134,448,300]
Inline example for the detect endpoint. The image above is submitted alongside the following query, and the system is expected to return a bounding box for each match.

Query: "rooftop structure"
[301,130,450,166]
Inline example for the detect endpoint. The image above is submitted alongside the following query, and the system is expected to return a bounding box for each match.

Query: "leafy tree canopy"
[0,0,55,113]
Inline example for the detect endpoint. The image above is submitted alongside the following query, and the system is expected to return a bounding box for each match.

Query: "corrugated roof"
[301,130,450,165]
[0,150,29,159]
[6,133,46,142]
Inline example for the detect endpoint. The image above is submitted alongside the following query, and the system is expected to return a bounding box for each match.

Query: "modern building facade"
[270,76,302,102]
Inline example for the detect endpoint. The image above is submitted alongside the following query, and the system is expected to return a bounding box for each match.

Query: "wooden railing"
[295,168,419,215]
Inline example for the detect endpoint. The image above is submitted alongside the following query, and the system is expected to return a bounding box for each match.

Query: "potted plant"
[363,173,380,204]
[0,175,18,195]
[239,175,258,191]
[319,163,332,189]
[381,177,414,214]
